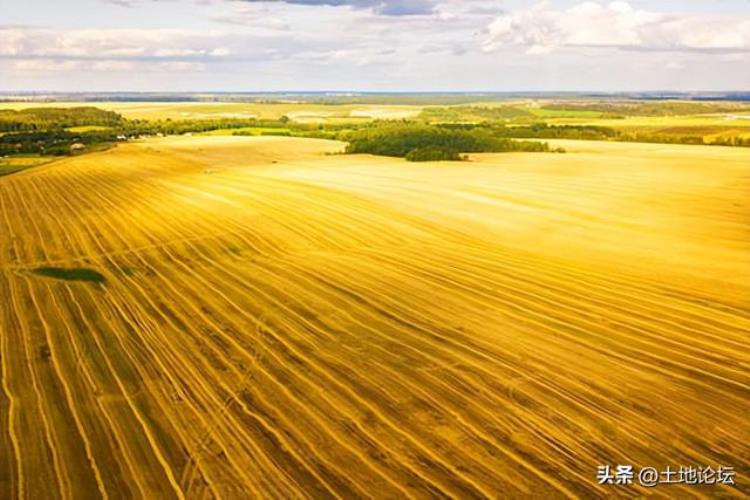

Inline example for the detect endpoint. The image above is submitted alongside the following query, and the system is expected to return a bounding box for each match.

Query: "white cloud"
[9,58,208,75]
[483,1,750,54]
[0,27,237,62]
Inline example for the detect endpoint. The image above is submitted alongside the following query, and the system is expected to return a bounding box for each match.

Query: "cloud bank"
[2,1,749,90]
[483,1,750,54]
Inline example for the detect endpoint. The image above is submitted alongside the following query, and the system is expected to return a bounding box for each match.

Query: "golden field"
[0,136,748,498]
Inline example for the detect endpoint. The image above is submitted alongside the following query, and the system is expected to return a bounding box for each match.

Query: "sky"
[1,0,749,91]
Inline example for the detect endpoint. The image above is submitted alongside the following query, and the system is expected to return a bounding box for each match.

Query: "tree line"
[1,106,747,159]
[0,107,123,132]
[541,101,750,117]
[0,107,300,156]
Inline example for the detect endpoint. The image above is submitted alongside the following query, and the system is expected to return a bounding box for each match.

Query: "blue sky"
[1,0,749,91]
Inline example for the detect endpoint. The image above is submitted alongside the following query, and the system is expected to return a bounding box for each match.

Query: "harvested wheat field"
[0,136,748,498]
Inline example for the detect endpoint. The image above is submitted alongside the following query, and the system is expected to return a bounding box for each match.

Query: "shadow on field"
[31,267,107,285]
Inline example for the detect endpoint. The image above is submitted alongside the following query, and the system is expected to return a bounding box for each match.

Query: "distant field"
[4,101,750,147]
[417,102,750,144]
[527,107,604,118]
[66,125,112,133]
[553,113,750,128]
[535,115,750,144]
[0,136,747,497]
[0,101,421,122]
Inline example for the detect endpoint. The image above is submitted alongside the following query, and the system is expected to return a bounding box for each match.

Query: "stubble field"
[0,136,748,498]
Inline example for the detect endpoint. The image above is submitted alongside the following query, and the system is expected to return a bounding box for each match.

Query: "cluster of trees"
[124,117,292,135]
[616,132,704,145]
[440,122,750,148]
[342,123,555,161]
[616,132,750,147]
[710,136,750,147]
[0,108,305,156]
[0,130,118,156]
[542,101,750,117]
[404,147,462,162]
[483,123,618,141]
[0,107,122,132]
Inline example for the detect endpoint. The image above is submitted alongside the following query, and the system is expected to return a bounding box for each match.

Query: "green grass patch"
[32,267,107,284]
[0,164,28,176]
[121,266,136,276]
[0,155,54,176]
